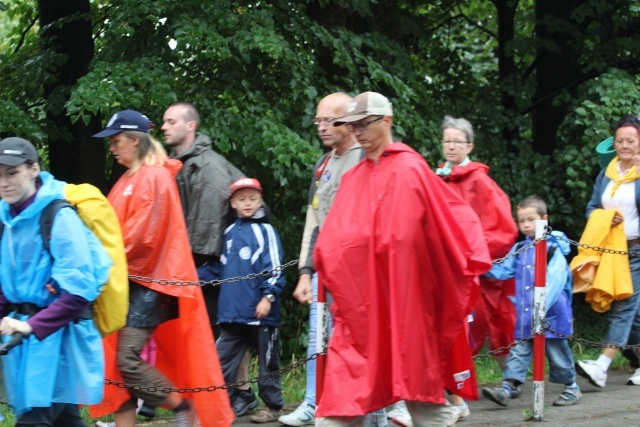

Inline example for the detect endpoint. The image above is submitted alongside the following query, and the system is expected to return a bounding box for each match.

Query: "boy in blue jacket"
[481,195,581,407]
[216,178,286,423]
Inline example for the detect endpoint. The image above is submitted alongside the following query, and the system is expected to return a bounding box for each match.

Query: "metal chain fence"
[105,227,640,393]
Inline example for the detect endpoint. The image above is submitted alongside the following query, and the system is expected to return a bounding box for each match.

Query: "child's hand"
[255,298,272,319]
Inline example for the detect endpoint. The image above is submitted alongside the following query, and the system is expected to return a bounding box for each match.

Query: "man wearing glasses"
[313,92,491,426]
[283,92,364,426]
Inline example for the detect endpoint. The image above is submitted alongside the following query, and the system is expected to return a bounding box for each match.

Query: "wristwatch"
[263,294,276,303]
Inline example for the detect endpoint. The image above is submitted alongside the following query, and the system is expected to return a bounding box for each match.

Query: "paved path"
[130,369,640,427]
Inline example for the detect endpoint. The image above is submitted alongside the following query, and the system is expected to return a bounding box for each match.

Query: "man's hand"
[0,317,32,336]
[255,298,272,319]
[293,274,313,304]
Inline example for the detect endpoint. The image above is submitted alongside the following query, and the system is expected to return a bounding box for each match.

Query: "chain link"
[555,234,640,257]
[104,349,326,393]
[472,321,552,359]
[128,259,299,287]
[103,324,640,393]
[111,225,640,393]
[492,237,543,266]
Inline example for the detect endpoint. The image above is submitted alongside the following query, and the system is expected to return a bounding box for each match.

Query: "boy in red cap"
[216,178,286,423]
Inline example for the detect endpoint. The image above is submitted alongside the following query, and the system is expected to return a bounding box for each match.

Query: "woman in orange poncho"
[90,110,233,427]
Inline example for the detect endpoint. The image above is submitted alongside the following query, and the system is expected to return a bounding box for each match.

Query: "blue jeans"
[304,274,319,405]
[604,244,640,347]
[503,339,576,385]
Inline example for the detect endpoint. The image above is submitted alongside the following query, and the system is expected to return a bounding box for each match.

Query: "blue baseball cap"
[93,110,151,138]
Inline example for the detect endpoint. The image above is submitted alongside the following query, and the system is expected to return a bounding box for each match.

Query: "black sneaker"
[232,390,259,417]
[138,402,156,419]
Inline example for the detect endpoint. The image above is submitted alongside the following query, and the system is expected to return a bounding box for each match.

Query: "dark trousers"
[202,285,221,340]
[194,253,222,340]
[216,323,284,410]
[16,404,84,427]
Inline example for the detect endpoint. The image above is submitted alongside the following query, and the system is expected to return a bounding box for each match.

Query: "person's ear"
[29,163,40,179]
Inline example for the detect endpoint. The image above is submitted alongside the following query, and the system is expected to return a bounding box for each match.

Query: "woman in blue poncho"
[0,137,112,426]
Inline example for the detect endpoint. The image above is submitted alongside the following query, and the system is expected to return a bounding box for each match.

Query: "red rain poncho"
[90,159,234,427]
[314,143,491,416]
[439,161,517,354]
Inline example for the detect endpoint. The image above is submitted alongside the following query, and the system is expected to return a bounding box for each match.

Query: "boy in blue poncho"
[481,195,581,407]
[0,137,112,425]
[215,177,286,423]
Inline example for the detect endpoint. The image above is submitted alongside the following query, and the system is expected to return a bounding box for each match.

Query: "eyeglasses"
[346,116,384,132]
[441,140,470,146]
[313,117,337,126]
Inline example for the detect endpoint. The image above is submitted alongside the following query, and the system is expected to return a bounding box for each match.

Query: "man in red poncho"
[313,92,492,426]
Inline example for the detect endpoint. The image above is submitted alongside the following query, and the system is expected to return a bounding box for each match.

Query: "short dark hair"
[517,195,547,217]
[169,102,201,130]
[614,114,640,136]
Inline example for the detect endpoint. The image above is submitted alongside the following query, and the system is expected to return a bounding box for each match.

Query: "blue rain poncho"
[0,172,112,414]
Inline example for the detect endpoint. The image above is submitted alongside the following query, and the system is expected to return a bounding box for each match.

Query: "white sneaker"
[386,401,408,419]
[627,367,640,385]
[451,401,470,419]
[95,422,115,427]
[576,360,607,388]
[278,401,316,426]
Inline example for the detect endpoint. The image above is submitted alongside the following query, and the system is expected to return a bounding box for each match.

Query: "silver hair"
[441,116,474,144]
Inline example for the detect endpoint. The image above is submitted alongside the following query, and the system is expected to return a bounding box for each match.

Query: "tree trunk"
[38,0,105,190]
[493,0,519,143]
[532,0,584,155]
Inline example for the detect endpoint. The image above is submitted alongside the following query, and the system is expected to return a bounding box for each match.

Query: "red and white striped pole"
[316,273,328,403]
[532,220,548,421]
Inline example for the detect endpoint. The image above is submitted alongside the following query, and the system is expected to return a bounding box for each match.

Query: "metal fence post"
[532,220,548,421]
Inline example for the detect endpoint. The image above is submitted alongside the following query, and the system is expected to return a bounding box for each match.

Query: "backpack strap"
[40,200,74,252]
[0,200,74,250]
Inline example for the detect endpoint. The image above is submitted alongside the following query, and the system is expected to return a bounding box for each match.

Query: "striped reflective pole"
[532,220,548,421]
[316,272,329,402]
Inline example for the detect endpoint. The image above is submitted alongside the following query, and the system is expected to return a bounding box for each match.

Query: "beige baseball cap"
[333,92,393,126]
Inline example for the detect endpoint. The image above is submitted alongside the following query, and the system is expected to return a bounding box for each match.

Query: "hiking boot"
[278,401,316,426]
[250,407,283,423]
[232,389,259,417]
[482,387,509,407]
[576,360,607,388]
[387,401,408,420]
[552,386,581,406]
[173,399,198,427]
[627,368,640,385]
